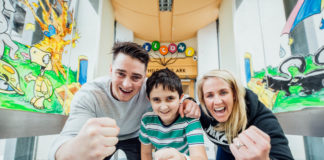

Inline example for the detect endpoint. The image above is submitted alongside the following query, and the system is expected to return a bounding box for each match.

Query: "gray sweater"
[49,76,150,160]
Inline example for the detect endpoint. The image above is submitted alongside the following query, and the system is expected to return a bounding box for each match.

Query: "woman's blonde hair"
[197,69,247,144]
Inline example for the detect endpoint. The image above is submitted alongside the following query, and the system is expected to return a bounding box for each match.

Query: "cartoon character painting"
[0,0,83,115]
[25,47,53,109]
[0,0,18,60]
[0,59,24,95]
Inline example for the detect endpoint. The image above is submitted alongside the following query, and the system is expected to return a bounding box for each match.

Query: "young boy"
[139,68,207,160]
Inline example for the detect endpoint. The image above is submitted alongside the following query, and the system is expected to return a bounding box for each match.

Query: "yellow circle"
[3,65,15,74]
[185,47,195,57]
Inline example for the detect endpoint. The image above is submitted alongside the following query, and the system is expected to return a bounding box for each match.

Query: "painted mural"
[0,0,86,115]
[245,0,324,113]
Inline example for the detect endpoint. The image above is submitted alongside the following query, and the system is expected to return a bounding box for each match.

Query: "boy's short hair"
[146,68,183,98]
[112,42,149,68]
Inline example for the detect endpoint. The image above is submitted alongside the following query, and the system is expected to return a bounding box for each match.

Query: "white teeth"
[120,87,132,93]
[214,107,225,111]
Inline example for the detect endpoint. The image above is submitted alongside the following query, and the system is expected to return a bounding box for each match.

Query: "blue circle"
[143,42,151,52]
[177,42,186,53]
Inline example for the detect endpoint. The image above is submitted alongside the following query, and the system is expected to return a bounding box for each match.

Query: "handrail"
[275,107,324,137]
[0,108,68,139]
[1,107,323,138]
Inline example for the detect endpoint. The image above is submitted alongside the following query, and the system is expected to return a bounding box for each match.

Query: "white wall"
[197,21,219,79]
[0,139,5,160]
[116,22,134,42]
[94,0,115,78]
[35,135,57,160]
[313,11,324,49]
[286,135,306,160]
[218,0,240,78]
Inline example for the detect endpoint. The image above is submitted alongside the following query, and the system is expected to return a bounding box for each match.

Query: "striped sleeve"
[185,118,204,146]
[139,115,151,144]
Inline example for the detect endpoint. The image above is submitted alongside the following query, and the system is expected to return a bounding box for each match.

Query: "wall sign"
[151,41,160,51]
[168,43,177,53]
[143,42,151,52]
[143,41,194,57]
[159,45,168,55]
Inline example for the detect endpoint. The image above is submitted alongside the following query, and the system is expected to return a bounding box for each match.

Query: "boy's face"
[110,53,146,102]
[149,84,183,125]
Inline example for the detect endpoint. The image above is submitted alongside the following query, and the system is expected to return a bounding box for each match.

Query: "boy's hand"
[154,148,186,160]
[179,99,200,118]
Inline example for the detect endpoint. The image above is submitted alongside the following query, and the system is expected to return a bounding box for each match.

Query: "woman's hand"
[154,148,186,160]
[229,126,271,160]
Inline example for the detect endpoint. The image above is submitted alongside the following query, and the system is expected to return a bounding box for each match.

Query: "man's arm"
[49,87,119,160]
[141,143,153,160]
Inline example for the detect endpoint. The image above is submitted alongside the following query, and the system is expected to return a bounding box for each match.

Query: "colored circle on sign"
[152,41,160,51]
[168,43,177,53]
[159,45,168,55]
[142,42,151,52]
[177,42,186,53]
[185,47,195,57]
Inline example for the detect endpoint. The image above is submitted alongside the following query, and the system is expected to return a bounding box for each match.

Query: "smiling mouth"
[119,87,132,94]
[214,107,226,113]
[160,110,170,114]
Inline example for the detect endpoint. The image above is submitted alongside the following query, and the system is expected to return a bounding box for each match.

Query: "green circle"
[152,41,160,51]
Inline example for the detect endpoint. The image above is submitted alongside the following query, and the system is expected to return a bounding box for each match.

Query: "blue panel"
[79,60,88,85]
[245,58,251,83]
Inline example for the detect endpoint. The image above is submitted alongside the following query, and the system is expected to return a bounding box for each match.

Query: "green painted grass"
[0,42,77,115]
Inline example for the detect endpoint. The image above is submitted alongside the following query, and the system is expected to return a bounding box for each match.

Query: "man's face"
[110,53,146,102]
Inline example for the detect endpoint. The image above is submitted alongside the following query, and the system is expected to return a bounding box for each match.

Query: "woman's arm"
[189,145,208,160]
[141,143,153,160]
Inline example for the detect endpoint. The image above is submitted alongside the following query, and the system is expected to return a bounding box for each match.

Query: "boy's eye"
[166,96,175,101]
[152,97,160,102]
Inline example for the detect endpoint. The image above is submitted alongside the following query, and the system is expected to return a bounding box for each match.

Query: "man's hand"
[179,98,200,118]
[55,117,120,160]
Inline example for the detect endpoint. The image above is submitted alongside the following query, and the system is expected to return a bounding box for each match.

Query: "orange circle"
[159,45,168,55]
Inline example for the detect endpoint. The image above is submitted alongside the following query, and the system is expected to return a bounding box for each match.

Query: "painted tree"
[21,0,78,78]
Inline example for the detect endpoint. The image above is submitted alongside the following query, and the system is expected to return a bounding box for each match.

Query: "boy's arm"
[185,118,207,160]
[141,143,153,160]
[189,145,208,160]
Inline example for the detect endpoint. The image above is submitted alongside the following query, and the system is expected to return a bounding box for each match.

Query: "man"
[50,42,200,160]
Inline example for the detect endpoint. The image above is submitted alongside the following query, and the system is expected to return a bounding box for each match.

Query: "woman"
[197,69,293,160]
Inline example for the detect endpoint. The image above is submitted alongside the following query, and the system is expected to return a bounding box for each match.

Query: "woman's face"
[202,77,234,122]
